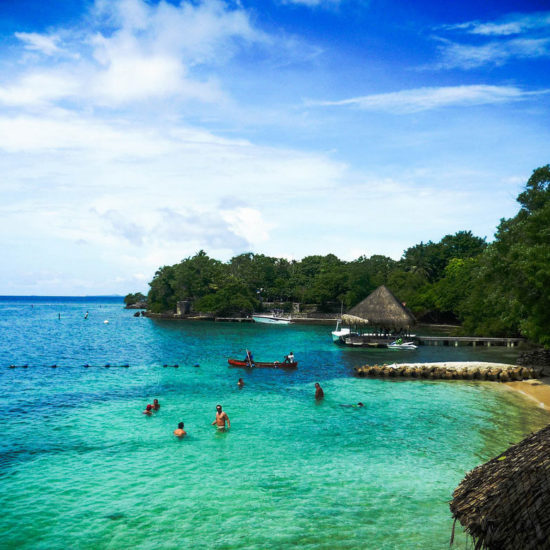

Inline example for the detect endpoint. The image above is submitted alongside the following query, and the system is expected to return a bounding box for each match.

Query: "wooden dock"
[417,336,523,348]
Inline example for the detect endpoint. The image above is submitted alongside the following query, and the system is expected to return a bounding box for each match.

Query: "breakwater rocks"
[517,349,550,375]
[354,362,541,382]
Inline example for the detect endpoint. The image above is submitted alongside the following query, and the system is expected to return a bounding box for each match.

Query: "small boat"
[252,313,293,325]
[388,340,418,350]
[331,320,358,343]
[228,358,298,369]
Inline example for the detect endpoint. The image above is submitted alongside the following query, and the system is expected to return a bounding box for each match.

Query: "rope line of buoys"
[353,364,541,381]
[6,363,194,369]
[83,363,130,368]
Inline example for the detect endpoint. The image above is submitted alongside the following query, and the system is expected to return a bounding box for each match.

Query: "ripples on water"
[0,297,548,549]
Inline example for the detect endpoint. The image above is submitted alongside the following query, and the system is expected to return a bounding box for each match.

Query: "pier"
[417,336,523,348]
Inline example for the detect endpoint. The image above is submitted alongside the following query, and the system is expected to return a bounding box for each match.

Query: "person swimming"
[152,399,160,411]
[237,378,244,388]
[340,402,365,408]
[143,404,153,415]
[174,422,186,437]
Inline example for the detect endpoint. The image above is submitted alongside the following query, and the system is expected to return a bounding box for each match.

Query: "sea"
[1,296,548,549]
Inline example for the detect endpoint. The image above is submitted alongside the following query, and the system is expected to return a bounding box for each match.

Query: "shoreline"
[503,377,550,411]
[388,362,550,411]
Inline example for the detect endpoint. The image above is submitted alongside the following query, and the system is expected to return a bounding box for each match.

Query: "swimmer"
[152,399,160,411]
[143,404,153,415]
[340,402,365,408]
[315,382,324,401]
[212,404,230,430]
[237,378,244,388]
[174,422,186,437]
[84,311,89,319]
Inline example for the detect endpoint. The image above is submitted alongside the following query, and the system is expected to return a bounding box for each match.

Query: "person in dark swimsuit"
[315,383,324,401]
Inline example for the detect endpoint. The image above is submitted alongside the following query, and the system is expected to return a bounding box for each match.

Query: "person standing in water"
[315,383,324,401]
[152,399,160,411]
[237,378,244,388]
[174,422,186,437]
[212,404,230,430]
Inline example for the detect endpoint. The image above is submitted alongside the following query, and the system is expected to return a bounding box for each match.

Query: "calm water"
[1,297,548,549]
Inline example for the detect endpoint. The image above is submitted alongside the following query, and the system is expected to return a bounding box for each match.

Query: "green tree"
[124,292,146,306]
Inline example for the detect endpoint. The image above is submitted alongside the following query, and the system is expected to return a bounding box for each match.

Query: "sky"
[0,0,549,295]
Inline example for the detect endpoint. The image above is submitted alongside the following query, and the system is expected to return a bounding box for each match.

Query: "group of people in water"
[142,349,364,437]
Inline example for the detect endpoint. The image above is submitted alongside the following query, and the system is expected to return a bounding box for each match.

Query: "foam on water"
[1,297,548,549]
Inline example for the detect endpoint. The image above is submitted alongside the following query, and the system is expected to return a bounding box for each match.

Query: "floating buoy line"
[6,363,194,369]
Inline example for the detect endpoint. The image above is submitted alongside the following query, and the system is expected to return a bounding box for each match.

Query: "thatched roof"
[341,314,369,326]
[346,285,416,330]
[450,423,550,550]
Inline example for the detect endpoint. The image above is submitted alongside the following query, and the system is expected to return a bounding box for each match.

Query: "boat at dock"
[388,340,418,350]
[252,312,293,324]
[331,320,357,343]
[228,358,298,369]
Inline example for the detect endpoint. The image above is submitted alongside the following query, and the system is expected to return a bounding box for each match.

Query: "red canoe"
[228,358,298,369]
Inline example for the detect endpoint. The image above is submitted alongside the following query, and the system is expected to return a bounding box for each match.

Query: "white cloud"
[442,12,550,37]
[15,32,63,55]
[307,85,545,113]
[279,0,341,7]
[2,0,266,109]
[432,11,550,69]
[436,37,550,69]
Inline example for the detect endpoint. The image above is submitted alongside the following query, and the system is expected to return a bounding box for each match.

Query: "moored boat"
[331,320,358,343]
[252,313,293,325]
[388,340,418,350]
[228,358,298,369]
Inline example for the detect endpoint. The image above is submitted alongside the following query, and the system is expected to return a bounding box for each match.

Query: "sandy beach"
[388,361,550,411]
[504,377,550,411]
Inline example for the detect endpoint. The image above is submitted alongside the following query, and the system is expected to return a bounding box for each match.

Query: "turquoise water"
[1,297,548,549]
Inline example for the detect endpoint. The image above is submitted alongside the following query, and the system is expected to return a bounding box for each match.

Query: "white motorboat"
[252,314,293,325]
[388,340,418,350]
[331,320,357,343]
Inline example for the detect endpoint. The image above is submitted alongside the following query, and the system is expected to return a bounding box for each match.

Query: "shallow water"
[1,297,548,549]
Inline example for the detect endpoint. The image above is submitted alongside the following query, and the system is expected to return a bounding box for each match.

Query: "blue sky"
[0,0,549,295]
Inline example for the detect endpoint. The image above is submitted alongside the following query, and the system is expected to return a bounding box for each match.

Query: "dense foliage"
[145,166,550,346]
[123,292,147,306]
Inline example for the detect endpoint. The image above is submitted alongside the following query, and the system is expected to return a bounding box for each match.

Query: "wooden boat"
[228,358,298,369]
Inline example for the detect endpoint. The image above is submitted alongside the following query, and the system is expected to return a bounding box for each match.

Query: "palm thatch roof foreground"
[450,423,550,550]
[346,285,416,330]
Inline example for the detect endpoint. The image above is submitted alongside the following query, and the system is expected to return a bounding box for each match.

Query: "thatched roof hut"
[450,423,550,550]
[345,285,416,330]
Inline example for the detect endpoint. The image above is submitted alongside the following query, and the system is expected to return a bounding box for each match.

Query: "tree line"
[132,165,549,346]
